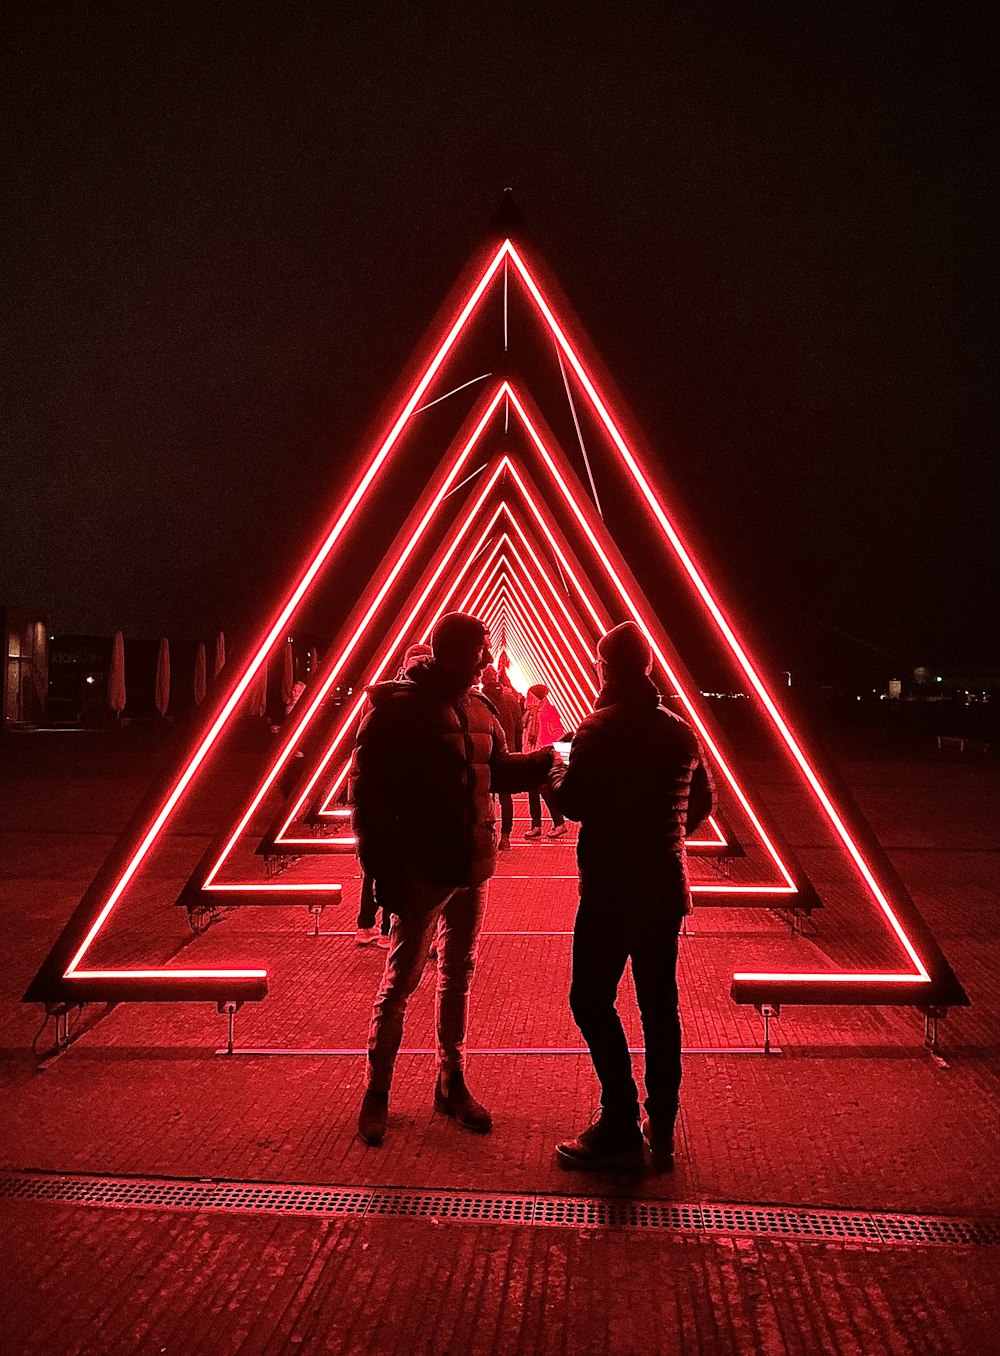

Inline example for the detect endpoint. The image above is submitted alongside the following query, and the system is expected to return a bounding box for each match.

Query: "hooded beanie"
[597,621,652,675]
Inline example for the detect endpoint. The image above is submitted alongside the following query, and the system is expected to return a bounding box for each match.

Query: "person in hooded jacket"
[350,612,557,1146]
[548,621,714,1173]
[523,683,568,839]
[480,664,523,851]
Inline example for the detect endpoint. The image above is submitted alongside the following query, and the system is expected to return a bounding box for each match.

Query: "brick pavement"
[2,726,998,1353]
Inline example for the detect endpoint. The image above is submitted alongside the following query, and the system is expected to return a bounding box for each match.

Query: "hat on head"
[597,621,652,674]
[480,664,499,685]
[431,611,490,658]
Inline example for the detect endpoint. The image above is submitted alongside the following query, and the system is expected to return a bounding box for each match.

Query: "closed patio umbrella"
[281,638,295,710]
[194,642,207,707]
[155,638,170,716]
[247,654,267,717]
[213,630,226,679]
[107,630,126,717]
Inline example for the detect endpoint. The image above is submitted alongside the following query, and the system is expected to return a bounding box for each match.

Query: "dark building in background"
[2,607,49,729]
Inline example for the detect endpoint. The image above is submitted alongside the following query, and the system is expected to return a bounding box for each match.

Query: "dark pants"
[497,791,513,836]
[569,886,682,1125]
[368,879,489,1092]
[357,873,391,935]
[527,785,564,830]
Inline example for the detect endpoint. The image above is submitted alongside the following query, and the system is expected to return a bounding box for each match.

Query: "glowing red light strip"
[300,506,537,827]
[286,451,600,832]
[459,542,594,723]
[224,395,790,900]
[68,969,266,980]
[57,238,928,992]
[465,523,601,704]
[219,456,520,863]
[305,475,609,822]
[506,392,798,889]
[470,573,589,729]
[60,260,512,977]
[465,549,594,715]
[472,577,589,730]
[288,436,750,870]
[502,254,928,978]
[502,509,603,670]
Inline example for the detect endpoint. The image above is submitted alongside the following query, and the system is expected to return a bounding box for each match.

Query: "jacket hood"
[366,660,473,707]
[364,679,415,708]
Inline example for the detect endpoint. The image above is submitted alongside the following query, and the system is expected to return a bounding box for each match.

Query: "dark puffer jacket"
[481,680,523,752]
[350,661,552,892]
[550,672,714,908]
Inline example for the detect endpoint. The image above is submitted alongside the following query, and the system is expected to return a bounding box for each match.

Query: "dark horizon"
[3,7,994,685]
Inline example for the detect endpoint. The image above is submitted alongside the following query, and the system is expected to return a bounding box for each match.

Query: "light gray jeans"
[367,878,489,1093]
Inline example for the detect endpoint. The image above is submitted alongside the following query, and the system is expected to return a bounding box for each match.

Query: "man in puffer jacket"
[549,621,714,1173]
[351,612,557,1146]
[480,664,523,851]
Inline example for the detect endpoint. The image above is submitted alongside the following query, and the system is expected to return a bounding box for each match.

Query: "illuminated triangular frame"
[213,414,777,888]
[26,230,967,1013]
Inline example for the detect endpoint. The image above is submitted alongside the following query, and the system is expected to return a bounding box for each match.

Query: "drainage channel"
[1,1170,997,1248]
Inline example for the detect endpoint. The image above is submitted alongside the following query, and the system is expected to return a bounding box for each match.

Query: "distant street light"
[780,670,792,687]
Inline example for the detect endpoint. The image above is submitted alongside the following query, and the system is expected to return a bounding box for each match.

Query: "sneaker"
[523,826,541,840]
[377,933,391,949]
[641,1116,676,1173]
[555,1110,644,1171]
[357,1089,389,1145]
[433,1071,493,1133]
[546,823,568,838]
[498,834,511,852]
[356,925,380,946]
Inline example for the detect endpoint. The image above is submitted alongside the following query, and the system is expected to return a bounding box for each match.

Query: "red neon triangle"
[27,233,960,1005]
[206,432,775,894]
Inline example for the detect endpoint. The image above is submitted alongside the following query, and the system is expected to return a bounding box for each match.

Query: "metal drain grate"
[1,1170,997,1248]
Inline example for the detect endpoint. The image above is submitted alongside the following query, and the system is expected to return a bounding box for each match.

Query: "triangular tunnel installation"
[26,212,968,1019]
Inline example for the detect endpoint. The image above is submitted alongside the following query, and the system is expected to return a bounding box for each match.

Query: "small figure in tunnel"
[549,622,714,1172]
[523,683,568,839]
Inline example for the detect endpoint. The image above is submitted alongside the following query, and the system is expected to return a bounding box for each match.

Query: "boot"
[357,1088,389,1146]
[555,1109,644,1171]
[641,1116,675,1172]
[434,1071,493,1132]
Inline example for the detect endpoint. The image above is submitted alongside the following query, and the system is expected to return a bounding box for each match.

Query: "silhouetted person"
[356,643,433,947]
[351,612,557,1146]
[549,621,713,1172]
[523,683,567,839]
[480,664,523,850]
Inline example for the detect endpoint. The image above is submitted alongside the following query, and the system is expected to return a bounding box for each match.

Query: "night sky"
[3,6,993,685]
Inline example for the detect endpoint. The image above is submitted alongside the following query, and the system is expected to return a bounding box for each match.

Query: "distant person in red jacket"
[523,683,568,839]
[549,622,713,1173]
[350,613,557,1147]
